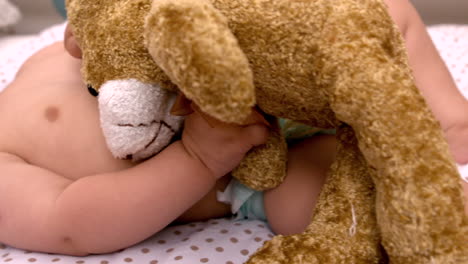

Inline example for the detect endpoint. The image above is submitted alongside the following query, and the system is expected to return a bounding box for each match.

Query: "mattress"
[0,23,467,264]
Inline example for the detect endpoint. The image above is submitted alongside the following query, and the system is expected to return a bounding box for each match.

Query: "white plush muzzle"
[98,79,184,161]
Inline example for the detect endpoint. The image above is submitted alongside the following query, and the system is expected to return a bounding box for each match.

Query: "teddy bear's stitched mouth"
[117,120,176,153]
[116,120,176,133]
[143,121,175,149]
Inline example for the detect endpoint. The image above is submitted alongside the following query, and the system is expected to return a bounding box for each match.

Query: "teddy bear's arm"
[145,0,255,124]
[232,118,288,191]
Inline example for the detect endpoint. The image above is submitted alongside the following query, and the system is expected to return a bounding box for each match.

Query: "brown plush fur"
[66,0,468,263]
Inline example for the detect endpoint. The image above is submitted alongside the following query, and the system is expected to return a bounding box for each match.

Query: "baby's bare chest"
[0,80,133,180]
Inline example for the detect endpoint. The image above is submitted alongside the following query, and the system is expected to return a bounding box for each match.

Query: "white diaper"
[217,179,267,221]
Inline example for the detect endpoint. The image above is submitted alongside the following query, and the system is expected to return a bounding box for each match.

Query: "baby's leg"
[264,134,336,235]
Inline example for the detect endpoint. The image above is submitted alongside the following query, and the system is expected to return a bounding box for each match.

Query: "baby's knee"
[288,134,337,173]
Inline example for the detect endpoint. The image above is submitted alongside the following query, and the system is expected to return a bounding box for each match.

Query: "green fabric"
[233,180,267,221]
[278,118,336,145]
[53,0,67,18]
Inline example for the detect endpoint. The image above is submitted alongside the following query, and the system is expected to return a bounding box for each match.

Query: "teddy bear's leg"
[232,118,287,191]
[329,40,468,264]
[246,126,382,264]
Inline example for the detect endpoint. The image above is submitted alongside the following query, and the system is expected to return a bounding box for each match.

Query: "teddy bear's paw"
[245,235,312,264]
[388,253,468,264]
[246,233,380,264]
[98,79,184,161]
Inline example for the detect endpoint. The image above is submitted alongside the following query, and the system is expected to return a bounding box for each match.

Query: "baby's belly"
[0,76,135,180]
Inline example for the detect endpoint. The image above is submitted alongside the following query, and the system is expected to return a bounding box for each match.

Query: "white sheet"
[0,23,467,264]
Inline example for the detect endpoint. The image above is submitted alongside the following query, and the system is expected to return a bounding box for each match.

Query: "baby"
[0,0,467,257]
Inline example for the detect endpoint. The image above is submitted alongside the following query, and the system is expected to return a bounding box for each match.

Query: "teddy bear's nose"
[87,84,99,97]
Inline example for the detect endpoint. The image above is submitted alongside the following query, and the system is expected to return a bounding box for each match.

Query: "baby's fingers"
[242,123,269,147]
[242,108,270,127]
[190,103,270,128]
[170,93,193,116]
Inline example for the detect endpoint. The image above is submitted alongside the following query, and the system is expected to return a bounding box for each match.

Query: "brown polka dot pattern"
[428,25,468,102]
[0,217,273,264]
[1,22,467,264]
[190,246,199,251]
[215,247,224,252]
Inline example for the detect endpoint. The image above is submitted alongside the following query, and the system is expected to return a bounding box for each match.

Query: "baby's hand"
[181,104,269,179]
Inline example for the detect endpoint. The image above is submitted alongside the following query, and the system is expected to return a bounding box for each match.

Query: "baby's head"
[64,24,81,59]
[64,0,176,95]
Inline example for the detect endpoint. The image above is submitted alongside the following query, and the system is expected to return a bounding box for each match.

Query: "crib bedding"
[1,23,468,264]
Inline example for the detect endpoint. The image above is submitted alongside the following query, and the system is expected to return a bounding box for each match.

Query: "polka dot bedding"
[0,218,272,264]
[1,23,468,263]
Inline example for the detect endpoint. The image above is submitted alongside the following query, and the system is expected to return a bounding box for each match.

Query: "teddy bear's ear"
[145,0,255,124]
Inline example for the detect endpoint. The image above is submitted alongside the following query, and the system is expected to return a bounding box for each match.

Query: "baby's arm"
[385,0,468,164]
[0,109,267,256]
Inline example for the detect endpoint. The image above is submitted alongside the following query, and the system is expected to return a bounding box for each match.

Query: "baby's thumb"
[243,124,269,147]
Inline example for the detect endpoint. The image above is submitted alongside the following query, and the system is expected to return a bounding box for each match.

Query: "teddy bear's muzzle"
[97,78,184,161]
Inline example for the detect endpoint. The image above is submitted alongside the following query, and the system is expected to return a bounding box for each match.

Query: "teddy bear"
[65,0,468,263]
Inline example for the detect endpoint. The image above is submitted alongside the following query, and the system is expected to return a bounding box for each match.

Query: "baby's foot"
[444,122,468,164]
